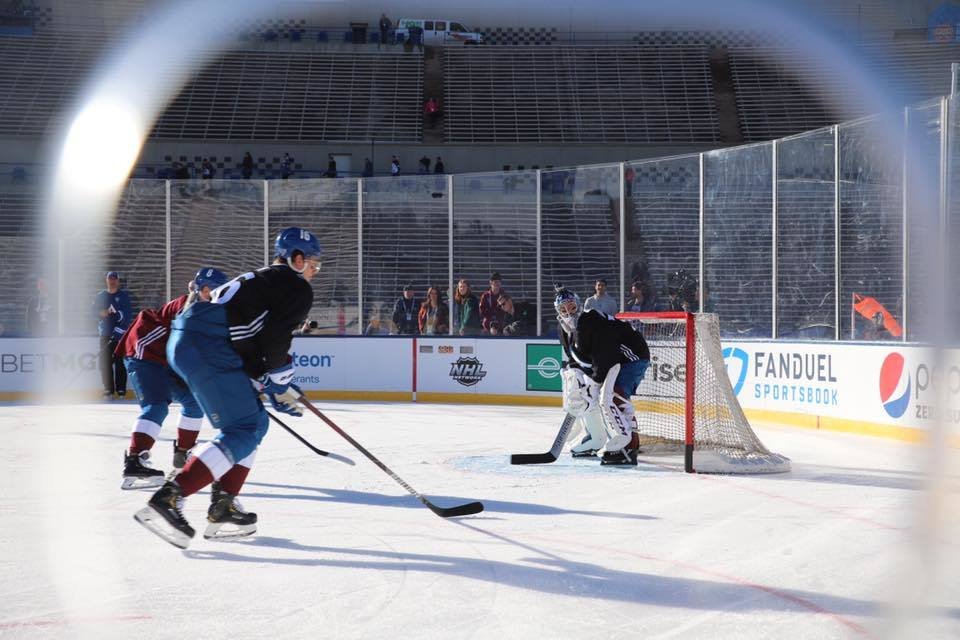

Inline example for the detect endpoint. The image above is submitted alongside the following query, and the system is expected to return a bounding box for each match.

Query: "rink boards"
[0,336,957,442]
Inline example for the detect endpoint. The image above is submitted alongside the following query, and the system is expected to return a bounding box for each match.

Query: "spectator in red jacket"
[479,272,508,335]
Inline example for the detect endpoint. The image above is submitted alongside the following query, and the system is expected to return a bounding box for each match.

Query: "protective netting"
[619,312,791,474]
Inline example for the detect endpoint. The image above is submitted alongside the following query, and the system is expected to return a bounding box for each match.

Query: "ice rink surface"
[1,401,958,639]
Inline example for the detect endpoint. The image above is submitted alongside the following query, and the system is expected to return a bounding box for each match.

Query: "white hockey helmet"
[553,284,581,331]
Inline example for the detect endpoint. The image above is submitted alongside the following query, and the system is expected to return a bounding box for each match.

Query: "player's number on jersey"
[211,272,255,305]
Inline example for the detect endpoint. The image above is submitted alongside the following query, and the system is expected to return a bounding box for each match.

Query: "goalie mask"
[554,286,582,332]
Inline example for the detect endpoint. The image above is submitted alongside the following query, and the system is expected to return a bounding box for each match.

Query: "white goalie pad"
[561,367,599,417]
[598,363,636,450]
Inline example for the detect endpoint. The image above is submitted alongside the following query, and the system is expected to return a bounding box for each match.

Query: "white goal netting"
[619,312,791,474]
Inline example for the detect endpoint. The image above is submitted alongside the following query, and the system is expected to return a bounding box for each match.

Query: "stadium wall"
[1,336,956,444]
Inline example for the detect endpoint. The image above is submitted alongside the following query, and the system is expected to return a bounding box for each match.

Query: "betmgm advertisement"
[722,342,960,432]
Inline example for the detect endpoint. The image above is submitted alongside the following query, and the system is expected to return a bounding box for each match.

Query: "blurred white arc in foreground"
[58,97,143,196]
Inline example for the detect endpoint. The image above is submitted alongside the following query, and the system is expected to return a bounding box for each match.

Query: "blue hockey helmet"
[553,283,582,331]
[275,227,322,272]
[193,267,228,292]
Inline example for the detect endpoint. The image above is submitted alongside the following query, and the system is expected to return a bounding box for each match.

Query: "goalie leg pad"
[599,364,639,451]
[570,408,607,454]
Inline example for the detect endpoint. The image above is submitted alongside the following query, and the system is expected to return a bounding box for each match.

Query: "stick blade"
[510,452,559,465]
[324,452,356,466]
[427,500,485,518]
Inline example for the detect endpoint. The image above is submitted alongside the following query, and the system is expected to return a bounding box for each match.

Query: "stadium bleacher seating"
[0,31,424,143]
[441,45,721,144]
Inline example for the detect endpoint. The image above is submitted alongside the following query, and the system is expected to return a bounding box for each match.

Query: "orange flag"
[852,293,903,337]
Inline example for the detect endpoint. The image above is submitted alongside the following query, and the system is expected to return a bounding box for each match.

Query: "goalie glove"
[561,366,598,417]
[257,363,302,416]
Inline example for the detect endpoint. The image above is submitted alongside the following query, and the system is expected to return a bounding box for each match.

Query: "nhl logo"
[449,356,487,387]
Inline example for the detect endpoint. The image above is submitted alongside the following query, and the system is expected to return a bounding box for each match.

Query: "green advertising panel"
[526,343,563,392]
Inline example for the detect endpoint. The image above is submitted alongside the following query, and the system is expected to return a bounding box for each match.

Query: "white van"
[394,19,483,46]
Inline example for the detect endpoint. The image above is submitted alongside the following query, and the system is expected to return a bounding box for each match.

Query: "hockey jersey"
[559,309,650,383]
[213,264,313,379]
[115,295,188,365]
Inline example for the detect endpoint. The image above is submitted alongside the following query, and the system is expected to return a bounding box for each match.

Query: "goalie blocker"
[616,311,790,474]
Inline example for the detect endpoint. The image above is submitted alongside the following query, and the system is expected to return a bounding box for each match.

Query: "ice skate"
[571,449,598,458]
[600,433,639,467]
[204,482,257,540]
[121,450,166,490]
[600,447,638,466]
[167,442,191,480]
[134,481,195,549]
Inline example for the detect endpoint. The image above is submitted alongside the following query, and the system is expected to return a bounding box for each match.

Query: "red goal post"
[615,311,790,474]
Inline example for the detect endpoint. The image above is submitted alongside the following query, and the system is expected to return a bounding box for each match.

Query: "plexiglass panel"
[838,116,904,341]
[775,129,836,339]
[623,155,700,316]
[540,164,622,336]
[361,175,449,334]
[452,171,538,335]
[269,178,360,334]
[703,143,773,338]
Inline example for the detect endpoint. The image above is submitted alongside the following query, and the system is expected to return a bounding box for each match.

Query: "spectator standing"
[410,24,424,51]
[364,305,392,335]
[325,154,338,178]
[498,294,536,336]
[281,153,294,180]
[418,286,450,335]
[201,158,215,180]
[379,13,392,48]
[241,152,254,180]
[625,280,654,312]
[25,276,54,336]
[454,279,482,336]
[362,158,374,177]
[390,155,401,176]
[174,162,190,180]
[391,284,419,334]
[418,155,431,174]
[92,271,133,399]
[434,157,445,174]
[583,279,618,316]
[424,97,441,129]
[479,272,508,335]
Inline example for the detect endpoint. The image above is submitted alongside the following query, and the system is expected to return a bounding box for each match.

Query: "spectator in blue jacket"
[92,271,133,399]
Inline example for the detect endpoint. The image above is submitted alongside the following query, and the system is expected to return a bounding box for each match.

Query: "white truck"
[394,18,483,46]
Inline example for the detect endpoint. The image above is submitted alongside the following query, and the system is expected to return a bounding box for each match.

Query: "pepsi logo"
[879,353,911,418]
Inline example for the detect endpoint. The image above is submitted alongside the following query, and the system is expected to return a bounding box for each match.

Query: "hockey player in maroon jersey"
[554,284,651,466]
[118,268,228,489]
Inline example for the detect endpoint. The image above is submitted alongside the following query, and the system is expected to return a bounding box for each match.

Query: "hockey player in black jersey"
[555,285,650,466]
[134,227,321,548]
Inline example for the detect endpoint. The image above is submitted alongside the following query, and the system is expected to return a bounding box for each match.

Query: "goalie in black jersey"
[555,285,650,466]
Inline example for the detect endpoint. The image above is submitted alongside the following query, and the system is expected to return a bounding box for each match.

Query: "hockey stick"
[296,395,484,518]
[266,411,355,466]
[510,413,576,465]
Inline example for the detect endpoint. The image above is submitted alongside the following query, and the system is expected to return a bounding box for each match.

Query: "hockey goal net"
[616,311,790,474]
